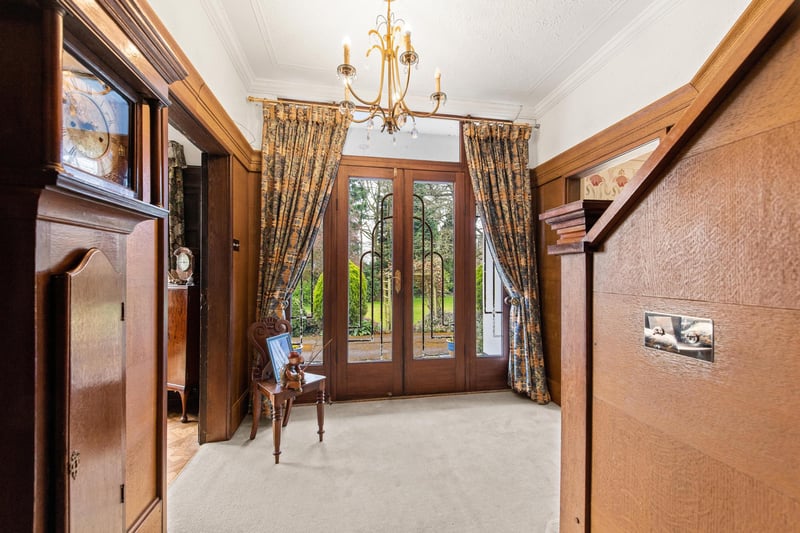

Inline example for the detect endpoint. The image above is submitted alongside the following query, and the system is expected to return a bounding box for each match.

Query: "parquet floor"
[167,396,200,486]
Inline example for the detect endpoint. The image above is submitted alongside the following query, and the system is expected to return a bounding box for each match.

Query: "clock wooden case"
[0,1,187,531]
[172,246,194,282]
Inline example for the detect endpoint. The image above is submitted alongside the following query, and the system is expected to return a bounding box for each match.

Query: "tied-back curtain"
[257,103,350,319]
[463,122,550,404]
[168,140,187,255]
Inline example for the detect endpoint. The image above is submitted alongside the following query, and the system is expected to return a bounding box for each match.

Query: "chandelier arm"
[346,36,387,107]
[346,82,383,108]
[404,98,444,119]
[348,113,375,124]
[398,99,415,117]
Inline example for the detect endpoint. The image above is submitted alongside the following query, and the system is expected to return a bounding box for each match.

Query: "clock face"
[176,253,190,271]
[173,247,193,281]
[62,50,132,189]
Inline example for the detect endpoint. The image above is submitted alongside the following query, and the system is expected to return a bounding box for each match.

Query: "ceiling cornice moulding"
[201,0,257,89]
[532,0,678,118]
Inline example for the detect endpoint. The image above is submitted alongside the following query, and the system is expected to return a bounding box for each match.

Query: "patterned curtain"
[168,140,187,254]
[257,103,350,319]
[463,122,550,404]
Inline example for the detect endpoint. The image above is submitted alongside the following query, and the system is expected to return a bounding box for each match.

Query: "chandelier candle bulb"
[343,37,351,65]
[334,0,447,134]
[435,68,441,92]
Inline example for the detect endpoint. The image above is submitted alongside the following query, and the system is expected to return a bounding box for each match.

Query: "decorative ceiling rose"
[336,0,447,137]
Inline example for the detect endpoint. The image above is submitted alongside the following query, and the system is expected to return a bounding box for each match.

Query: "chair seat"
[254,372,326,397]
[250,371,326,464]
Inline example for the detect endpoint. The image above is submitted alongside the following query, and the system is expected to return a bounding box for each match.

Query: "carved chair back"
[247,316,292,382]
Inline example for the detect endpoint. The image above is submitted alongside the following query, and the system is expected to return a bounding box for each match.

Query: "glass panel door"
[402,170,462,395]
[331,166,402,399]
[411,181,455,360]
[348,177,394,363]
[329,163,499,399]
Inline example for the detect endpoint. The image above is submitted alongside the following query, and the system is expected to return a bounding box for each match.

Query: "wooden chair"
[247,316,326,464]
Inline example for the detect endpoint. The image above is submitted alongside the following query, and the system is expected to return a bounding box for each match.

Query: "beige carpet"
[168,391,561,532]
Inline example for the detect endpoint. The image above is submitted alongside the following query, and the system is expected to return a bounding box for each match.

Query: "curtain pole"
[247,96,517,126]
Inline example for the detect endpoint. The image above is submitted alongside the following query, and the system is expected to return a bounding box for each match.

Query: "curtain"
[168,140,187,255]
[463,122,550,404]
[257,103,350,319]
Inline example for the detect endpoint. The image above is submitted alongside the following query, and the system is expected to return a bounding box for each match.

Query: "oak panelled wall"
[590,8,800,529]
[541,1,800,530]
[231,156,261,433]
[532,84,695,405]
[125,220,163,531]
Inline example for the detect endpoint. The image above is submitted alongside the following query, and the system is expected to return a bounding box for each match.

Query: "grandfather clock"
[0,1,186,531]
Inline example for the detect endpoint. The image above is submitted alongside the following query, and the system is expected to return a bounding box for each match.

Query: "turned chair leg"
[272,402,283,464]
[316,388,325,442]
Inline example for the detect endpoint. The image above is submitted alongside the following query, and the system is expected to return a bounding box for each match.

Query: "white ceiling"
[198,0,664,125]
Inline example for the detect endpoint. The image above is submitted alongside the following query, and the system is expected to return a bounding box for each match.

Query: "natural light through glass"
[412,181,455,359]
[348,177,394,363]
[476,215,504,357]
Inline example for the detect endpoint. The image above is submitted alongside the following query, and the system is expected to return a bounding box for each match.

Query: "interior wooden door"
[331,164,465,399]
[54,248,125,532]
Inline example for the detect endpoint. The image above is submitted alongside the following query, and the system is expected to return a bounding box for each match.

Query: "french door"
[328,162,487,399]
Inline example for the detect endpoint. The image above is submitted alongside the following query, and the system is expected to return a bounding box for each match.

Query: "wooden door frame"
[328,155,481,400]
[167,96,234,443]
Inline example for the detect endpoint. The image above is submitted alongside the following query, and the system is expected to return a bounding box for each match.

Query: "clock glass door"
[62,49,132,191]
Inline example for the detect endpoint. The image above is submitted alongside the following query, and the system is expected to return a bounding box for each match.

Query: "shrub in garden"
[313,260,369,328]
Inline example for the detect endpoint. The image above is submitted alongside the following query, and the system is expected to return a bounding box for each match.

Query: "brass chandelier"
[337,0,447,135]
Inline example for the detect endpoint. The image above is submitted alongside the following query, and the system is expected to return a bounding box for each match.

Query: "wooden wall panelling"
[591,399,800,532]
[557,251,593,533]
[0,4,47,176]
[231,157,255,430]
[201,154,234,443]
[535,177,567,404]
[584,2,800,529]
[593,124,800,309]
[592,294,800,503]
[0,194,37,530]
[246,161,261,353]
[125,220,162,530]
[683,8,800,161]
[138,0,266,443]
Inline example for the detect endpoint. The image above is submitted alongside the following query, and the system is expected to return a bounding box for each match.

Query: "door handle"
[394,270,401,294]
